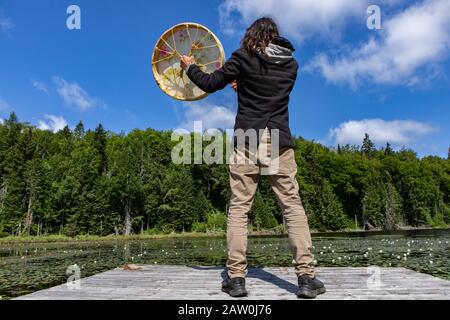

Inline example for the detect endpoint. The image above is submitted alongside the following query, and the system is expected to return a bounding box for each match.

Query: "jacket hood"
[258,36,296,65]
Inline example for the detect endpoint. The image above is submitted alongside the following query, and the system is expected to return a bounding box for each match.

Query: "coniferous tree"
[361,181,385,229]
[74,121,85,139]
[384,142,394,156]
[0,113,26,234]
[251,192,278,230]
[316,181,350,231]
[93,124,108,173]
[384,182,402,230]
[361,133,376,157]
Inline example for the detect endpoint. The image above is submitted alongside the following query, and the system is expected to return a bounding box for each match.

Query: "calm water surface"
[0,229,449,299]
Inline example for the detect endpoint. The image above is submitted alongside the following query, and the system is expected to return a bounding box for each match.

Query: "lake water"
[0,229,449,300]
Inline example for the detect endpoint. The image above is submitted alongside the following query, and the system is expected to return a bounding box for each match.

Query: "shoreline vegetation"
[1,226,449,244]
[1,114,449,239]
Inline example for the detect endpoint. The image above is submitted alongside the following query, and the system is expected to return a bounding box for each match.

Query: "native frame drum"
[152,23,225,101]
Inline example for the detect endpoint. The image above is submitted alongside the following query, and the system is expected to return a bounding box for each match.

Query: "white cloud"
[307,0,450,87]
[327,119,435,147]
[53,76,105,112]
[37,115,69,133]
[178,102,236,131]
[219,0,366,41]
[0,97,11,111]
[0,16,13,33]
[31,79,49,94]
[0,97,9,126]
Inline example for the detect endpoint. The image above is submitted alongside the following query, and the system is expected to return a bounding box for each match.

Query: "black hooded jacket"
[186,36,298,149]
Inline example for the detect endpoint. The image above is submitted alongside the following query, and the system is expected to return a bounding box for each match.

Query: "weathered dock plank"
[15,266,450,300]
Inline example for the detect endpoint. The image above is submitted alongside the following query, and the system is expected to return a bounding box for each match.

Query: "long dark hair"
[241,17,279,56]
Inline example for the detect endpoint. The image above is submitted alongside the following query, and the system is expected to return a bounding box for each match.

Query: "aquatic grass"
[0,230,449,300]
[0,232,226,244]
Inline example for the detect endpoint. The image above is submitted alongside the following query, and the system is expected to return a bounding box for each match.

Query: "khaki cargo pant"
[227,128,315,279]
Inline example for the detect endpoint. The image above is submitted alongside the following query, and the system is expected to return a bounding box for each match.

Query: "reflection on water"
[0,229,449,299]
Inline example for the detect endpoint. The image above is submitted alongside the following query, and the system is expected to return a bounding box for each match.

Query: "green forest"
[0,113,449,237]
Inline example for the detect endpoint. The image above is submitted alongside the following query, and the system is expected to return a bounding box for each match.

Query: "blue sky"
[0,0,449,158]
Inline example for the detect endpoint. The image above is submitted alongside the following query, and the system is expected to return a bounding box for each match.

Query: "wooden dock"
[16,265,450,300]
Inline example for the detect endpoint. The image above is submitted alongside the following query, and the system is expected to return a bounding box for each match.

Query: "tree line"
[0,113,449,237]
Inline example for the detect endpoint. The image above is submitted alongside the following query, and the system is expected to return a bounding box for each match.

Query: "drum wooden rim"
[151,22,225,101]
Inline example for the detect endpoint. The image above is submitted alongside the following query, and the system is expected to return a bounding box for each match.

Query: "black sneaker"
[222,277,248,298]
[297,275,326,299]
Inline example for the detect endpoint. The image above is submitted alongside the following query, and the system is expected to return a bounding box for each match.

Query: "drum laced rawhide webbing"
[152,23,225,101]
